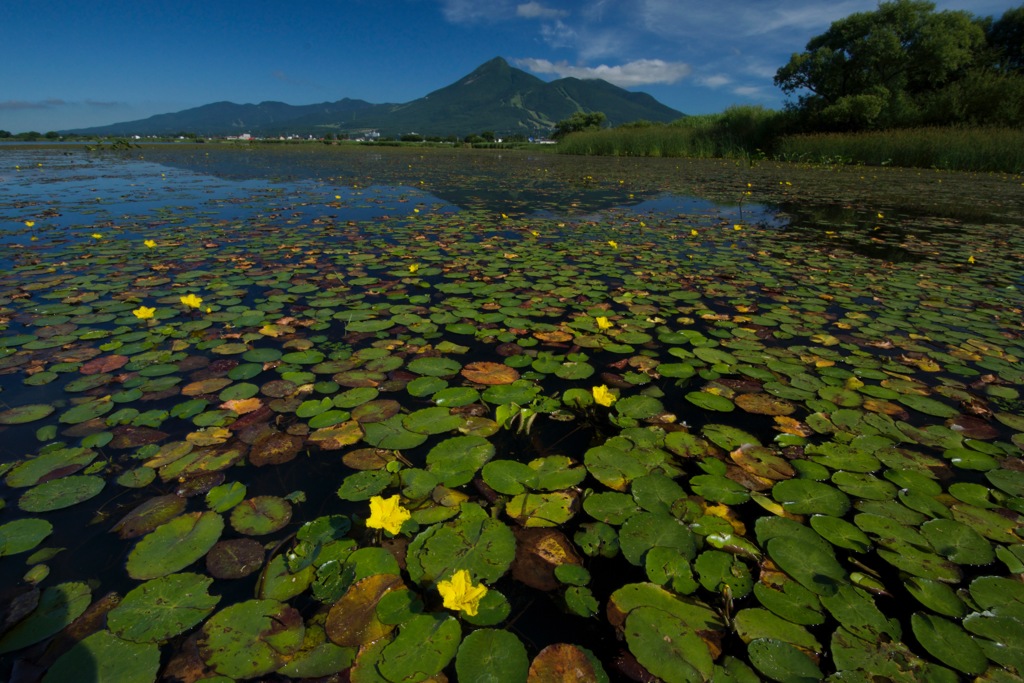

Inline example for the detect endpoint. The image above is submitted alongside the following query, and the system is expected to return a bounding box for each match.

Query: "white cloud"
[439,0,510,23]
[697,74,731,89]
[516,58,692,87]
[516,2,566,19]
[732,86,768,98]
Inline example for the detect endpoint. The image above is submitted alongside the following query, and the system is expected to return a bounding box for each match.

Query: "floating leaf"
[127,511,224,580]
[108,573,220,642]
[42,630,159,683]
[0,582,91,654]
[378,613,461,682]
[461,361,519,385]
[230,496,292,536]
[456,629,529,683]
[0,404,55,425]
[19,475,105,512]
[911,612,988,675]
[0,518,53,557]
[200,599,305,679]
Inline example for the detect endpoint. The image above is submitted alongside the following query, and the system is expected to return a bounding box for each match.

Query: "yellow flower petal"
[143,239,157,248]
[595,316,613,331]
[24,220,35,227]
[179,293,204,309]
[437,569,488,616]
[592,385,616,407]
[132,306,156,320]
[366,495,411,535]
[607,240,618,249]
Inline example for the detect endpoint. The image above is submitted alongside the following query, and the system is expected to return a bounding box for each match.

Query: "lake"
[1,143,1023,681]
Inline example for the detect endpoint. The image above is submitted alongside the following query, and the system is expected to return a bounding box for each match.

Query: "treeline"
[558,1,1024,172]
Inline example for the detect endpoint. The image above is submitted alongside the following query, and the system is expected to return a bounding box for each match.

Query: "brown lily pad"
[249,430,303,467]
[461,362,520,385]
[206,539,266,579]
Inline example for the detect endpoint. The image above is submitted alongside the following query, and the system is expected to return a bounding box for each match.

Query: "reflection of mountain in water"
[139,145,786,224]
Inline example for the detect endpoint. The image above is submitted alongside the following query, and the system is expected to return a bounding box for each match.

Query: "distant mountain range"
[63,58,684,138]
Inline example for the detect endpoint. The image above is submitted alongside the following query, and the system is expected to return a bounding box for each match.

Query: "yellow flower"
[408,263,420,273]
[595,316,613,331]
[733,224,743,230]
[133,306,156,319]
[91,233,103,239]
[592,385,616,407]
[179,293,204,309]
[437,569,488,616]
[968,255,975,264]
[143,239,157,248]
[24,220,35,227]
[366,495,411,535]
[690,229,698,237]
[607,240,618,249]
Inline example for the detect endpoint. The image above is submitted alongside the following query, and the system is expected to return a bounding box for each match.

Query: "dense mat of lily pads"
[1,146,1023,682]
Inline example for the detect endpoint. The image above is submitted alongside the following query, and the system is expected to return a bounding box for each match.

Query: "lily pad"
[378,613,461,683]
[108,572,220,642]
[230,496,293,535]
[126,511,224,580]
[0,403,55,425]
[0,518,53,557]
[42,630,160,683]
[0,582,92,654]
[455,628,529,683]
[200,599,305,679]
[19,475,105,512]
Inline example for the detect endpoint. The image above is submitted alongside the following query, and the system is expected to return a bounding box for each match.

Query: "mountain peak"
[64,57,683,137]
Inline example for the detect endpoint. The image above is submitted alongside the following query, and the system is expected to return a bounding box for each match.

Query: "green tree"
[988,5,1024,72]
[774,0,987,129]
[0,130,11,138]
[552,111,607,139]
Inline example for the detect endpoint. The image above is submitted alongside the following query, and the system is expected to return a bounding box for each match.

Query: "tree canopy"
[774,0,1024,129]
[552,111,607,139]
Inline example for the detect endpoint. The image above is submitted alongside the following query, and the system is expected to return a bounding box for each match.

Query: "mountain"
[64,57,684,138]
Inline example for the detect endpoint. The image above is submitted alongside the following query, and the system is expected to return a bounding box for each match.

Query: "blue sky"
[2,0,1019,133]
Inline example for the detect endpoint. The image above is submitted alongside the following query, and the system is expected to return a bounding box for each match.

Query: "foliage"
[558,106,791,158]
[777,126,1024,172]
[775,0,1023,130]
[553,111,608,139]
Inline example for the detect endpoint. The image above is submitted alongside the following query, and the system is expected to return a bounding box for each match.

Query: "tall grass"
[557,105,785,159]
[776,127,1024,173]
[558,105,1024,173]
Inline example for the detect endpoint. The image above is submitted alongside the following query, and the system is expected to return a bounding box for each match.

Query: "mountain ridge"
[64,57,684,138]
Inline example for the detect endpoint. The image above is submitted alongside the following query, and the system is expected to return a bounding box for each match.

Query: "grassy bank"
[776,127,1024,172]
[558,107,1024,173]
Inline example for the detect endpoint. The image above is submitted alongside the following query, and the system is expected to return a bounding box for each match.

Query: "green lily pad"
[911,612,988,675]
[0,403,56,425]
[5,446,98,488]
[378,613,461,683]
[230,496,292,536]
[455,628,530,683]
[425,435,495,488]
[108,572,220,642]
[0,582,92,654]
[126,511,224,580]
[619,511,697,566]
[771,478,851,516]
[625,606,714,683]
[921,518,995,565]
[407,503,515,585]
[747,638,823,683]
[42,630,160,683]
[0,517,53,557]
[19,474,105,512]
[200,599,305,679]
